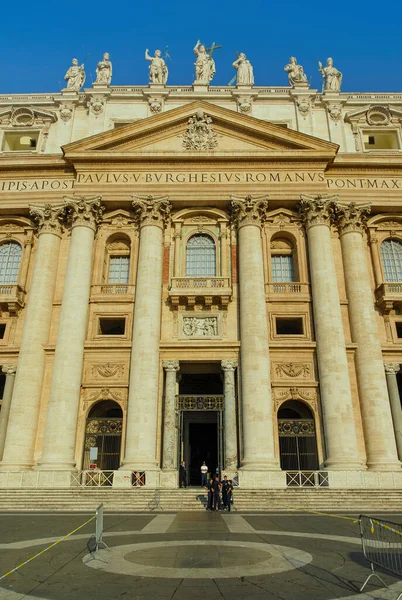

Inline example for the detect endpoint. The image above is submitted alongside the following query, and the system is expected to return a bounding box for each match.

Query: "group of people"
[205,475,234,512]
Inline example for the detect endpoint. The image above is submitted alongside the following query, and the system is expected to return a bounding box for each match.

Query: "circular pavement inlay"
[84,540,313,579]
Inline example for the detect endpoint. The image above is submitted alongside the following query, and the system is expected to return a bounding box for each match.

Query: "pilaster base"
[160,470,178,489]
[0,470,79,488]
[113,469,161,488]
[238,470,286,489]
[327,470,402,489]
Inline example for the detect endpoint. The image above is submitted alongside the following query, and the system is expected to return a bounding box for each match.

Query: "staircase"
[0,488,401,512]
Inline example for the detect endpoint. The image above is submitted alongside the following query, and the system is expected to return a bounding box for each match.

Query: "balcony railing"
[169,277,232,308]
[266,282,310,300]
[375,282,402,313]
[91,284,135,301]
[0,284,25,315]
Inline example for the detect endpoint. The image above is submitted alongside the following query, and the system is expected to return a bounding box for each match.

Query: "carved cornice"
[2,364,17,376]
[162,359,180,372]
[384,363,400,375]
[221,359,238,371]
[230,194,269,228]
[64,196,104,232]
[29,202,65,237]
[132,195,172,229]
[334,201,371,236]
[299,194,338,230]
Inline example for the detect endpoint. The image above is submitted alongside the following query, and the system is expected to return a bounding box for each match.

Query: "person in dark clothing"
[205,477,214,510]
[212,475,221,511]
[226,479,233,512]
[221,475,229,510]
[179,461,187,488]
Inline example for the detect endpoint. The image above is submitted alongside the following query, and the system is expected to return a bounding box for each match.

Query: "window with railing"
[108,256,130,284]
[0,242,22,284]
[186,234,216,276]
[270,238,295,282]
[381,239,402,282]
[105,236,131,285]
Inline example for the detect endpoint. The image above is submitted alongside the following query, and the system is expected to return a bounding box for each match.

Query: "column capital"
[230,194,269,228]
[334,201,371,236]
[2,364,17,376]
[385,363,401,375]
[132,195,172,229]
[29,203,65,237]
[162,359,180,372]
[221,359,238,371]
[299,194,338,230]
[64,195,105,232]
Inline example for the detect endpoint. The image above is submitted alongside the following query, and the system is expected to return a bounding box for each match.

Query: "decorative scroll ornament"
[92,363,124,378]
[29,202,65,236]
[299,194,338,229]
[89,96,105,116]
[132,195,171,228]
[1,364,17,376]
[64,196,105,231]
[230,194,270,228]
[83,387,128,411]
[162,359,180,372]
[296,97,311,118]
[333,201,371,235]
[275,363,310,378]
[278,420,315,436]
[181,110,218,151]
[86,419,122,435]
[367,105,390,126]
[59,104,73,122]
[237,97,252,114]
[183,317,218,337]
[177,395,224,411]
[221,359,238,371]
[148,97,163,113]
[327,103,342,122]
[384,363,401,375]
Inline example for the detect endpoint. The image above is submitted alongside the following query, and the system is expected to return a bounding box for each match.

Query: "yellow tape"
[0,514,96,581]
[368,518,402,537]
[289,506,358,523]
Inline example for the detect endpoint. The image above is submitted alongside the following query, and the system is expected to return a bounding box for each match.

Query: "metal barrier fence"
[359,514,402,598]
[286,471,329,487]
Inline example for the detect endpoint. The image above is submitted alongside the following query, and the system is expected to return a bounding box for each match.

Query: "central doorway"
[182,411,219,485]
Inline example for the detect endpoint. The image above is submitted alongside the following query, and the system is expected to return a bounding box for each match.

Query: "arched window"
[186,234,216,277]
[106,238,131,284]
[271,238,295,282]
[83,400,123,473]
[278,400,318,471]
[381,239,402,282]
[0,242,22,284]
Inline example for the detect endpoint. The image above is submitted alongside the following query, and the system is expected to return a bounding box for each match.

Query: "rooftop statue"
[95,52,112,85]
[145,49,168,85]
[318,57,342,92]
[284,56,308,87]
[232,53,254,86]
[64,58,86,92]
[193,40,216,83]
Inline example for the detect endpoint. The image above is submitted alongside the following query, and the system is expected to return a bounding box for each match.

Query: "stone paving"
[0,510,402,599]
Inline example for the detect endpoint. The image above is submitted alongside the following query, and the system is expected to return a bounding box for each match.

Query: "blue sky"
[2,0,400,93]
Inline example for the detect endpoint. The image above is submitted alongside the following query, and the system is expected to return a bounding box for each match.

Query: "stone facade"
[0,79,402,490]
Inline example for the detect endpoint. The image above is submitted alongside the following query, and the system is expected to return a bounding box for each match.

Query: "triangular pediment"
[62,101,338,162]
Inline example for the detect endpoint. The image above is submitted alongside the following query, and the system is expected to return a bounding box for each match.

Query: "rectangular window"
[363,130,399,151]
[98,318,126,336]
[0,324,6,339]
[275,317,304,335]
[396,322,402,339]
[108,256,130,284]
[271,255,294,282]
[3,132,39,152]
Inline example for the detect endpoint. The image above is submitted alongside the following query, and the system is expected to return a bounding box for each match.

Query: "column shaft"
[162,360,179,470]
[337,208,400,470]
[221,360,238,471]
[384,364,402,461]
[0,203,64,469]
[0,366,17,461]
[300,196,363,469]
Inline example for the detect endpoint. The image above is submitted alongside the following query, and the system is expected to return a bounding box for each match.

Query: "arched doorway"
[83,400,123,471]
[277,400,319,471]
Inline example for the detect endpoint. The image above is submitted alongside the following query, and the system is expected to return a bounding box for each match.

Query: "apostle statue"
[145,49,168,84]
[284,56,308,87]
[232,53,254,86]
[95,52,112,85]
[193,40,216,83]
[64,58,86,91]
[318,57,342,92]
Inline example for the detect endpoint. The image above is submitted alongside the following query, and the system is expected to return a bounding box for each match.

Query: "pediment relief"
[0,106,57,127]
[173,207,228,224]
[345,105,402,127]
[101,209,135,228]
[368,214,402,229]
[62,101,338,159]
[264,208,301,228]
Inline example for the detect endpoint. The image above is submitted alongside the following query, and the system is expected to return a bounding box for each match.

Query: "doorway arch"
[83,400,123,471]
[277,400,319,470]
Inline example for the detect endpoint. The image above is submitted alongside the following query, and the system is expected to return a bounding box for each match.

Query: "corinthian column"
[38,196,104,470]
[230,195,278,470]
[299,195,363,470]
[0,365,17,461]
[384,364,402,461]
[221,360,238,471]
[0,203,64,470]
[335,202,400,470]
[122,195,171,472]
[162,360,180,470]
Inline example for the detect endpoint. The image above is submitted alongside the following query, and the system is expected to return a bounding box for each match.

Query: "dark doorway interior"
[179,372,223,395]
[188,421,218,485]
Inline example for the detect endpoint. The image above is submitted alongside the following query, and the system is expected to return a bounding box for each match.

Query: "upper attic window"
[362,130,399,151]
[2,131,39,152]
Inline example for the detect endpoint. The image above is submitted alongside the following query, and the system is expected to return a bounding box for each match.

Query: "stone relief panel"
[272,386,318,413]
[83,360,128,384]
[274,362,312,379]
[82,387,128,412]
[92,363,125,379]
[180,315,219,338]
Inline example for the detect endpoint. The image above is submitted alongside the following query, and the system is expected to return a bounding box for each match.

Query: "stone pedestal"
[231,195,278,472]
[299,195,363,470]
[122,196,171,474]
[0,365,17,461]
[221,360,238,470]
[384,364,402,461]
[336,202,400,470]
[0,204,64,470]
[38,196,104,470]
[162,360,180,471]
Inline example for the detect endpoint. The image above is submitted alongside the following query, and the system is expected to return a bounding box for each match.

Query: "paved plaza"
[0,510,402,599]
